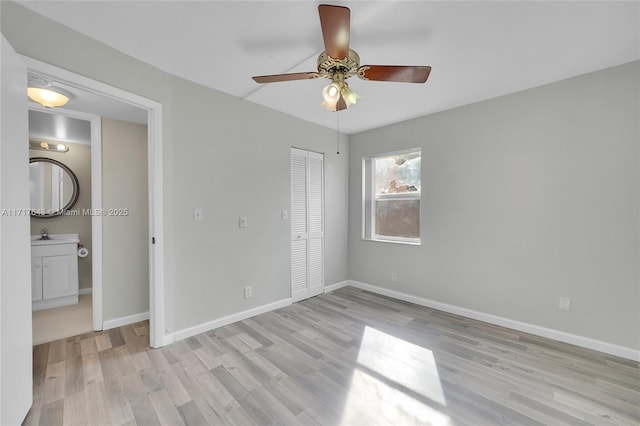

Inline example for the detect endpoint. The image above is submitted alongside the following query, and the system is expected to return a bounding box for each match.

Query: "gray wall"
[166,79,349,330]
[102,119,149,321]
[30,142,93,290]
[1,2,350,334]
[349,61,639,350]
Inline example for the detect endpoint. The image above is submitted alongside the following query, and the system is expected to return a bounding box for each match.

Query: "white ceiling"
[19,1,640,134]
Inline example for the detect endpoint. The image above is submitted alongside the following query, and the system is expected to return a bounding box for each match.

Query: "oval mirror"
[29,157,80,218]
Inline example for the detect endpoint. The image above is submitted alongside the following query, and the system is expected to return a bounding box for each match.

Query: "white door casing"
[0,34,33,425]
[22,56,166,348]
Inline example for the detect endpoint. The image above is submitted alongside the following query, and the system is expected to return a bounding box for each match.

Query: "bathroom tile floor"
[32,294,93,345]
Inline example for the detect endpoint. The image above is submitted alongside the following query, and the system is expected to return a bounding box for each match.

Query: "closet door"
[291,148,308,302]
[291,148,324,302]
[307,151,324,297]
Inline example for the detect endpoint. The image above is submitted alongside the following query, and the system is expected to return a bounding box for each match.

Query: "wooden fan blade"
[252,72,319,83]
[318,4,350,59]
[358,65,432,83]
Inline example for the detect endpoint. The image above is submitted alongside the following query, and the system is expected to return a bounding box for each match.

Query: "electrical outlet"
[391,272,398,282]
[244,286,252,299]
[559,297,571,311]
[239,215,248,228]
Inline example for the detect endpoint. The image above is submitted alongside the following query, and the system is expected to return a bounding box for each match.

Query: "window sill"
[362,237,421,246]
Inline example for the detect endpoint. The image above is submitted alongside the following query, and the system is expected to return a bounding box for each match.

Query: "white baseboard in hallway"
[103,311,149,331]
[348,280,640,362]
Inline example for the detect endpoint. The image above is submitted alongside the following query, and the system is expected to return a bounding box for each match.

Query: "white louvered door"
[291,148,324,302]
[307,152,324,298]
[291,149,308,302]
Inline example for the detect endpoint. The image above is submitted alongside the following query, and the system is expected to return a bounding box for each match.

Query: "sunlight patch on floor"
[340,326,451,425]
[358,326,447,405]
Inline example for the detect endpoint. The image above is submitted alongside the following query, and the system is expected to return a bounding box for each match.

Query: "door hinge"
[152,237,156,244]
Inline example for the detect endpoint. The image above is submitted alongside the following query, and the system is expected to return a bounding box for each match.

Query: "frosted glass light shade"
[322,83,341,103]
[320,81,359,111]
[342,86,360,108]
[27,87,70,108]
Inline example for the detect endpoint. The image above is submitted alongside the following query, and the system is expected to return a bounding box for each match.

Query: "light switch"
[193,208,203,221]
[281,209,288,220]
[239,215,247,228]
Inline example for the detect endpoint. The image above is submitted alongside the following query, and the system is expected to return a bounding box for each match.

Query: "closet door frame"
[290,148,324,302]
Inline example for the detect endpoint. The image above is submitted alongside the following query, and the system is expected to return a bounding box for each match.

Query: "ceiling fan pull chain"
[336,111,340,155]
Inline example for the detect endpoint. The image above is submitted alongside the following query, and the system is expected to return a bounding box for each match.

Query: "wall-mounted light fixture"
[27,79,72,108]
[29,140,69,153]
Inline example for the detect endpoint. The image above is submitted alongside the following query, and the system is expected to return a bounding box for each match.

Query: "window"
[363,149,421,244]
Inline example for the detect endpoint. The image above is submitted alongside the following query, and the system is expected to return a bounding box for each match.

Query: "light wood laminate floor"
[24,287,639,425]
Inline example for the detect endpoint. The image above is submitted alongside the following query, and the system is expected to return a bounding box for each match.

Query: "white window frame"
[362,148,422,245]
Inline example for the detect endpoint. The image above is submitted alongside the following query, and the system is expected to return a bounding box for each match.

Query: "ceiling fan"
[252,4,432,112]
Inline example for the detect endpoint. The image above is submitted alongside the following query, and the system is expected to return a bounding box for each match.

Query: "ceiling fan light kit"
[252,4,431,112]
[321,71,360,111]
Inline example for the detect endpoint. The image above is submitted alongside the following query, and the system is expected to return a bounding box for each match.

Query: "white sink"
[31,233,80,246]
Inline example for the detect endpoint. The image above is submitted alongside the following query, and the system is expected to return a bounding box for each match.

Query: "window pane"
[375,152,421,195]
[375,199,420,239]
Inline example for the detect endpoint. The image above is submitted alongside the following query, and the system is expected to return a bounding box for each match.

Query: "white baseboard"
[170,298,292,342]
[348,280,640,362]
[324,280,350,293]
[78,287,92,295]
[103,311,149,331]
[32,295,78,311]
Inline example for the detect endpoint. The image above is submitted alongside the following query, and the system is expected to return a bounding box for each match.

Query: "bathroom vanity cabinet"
[31,234,80,311]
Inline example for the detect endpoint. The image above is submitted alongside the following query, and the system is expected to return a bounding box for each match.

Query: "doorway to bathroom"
[29,107,97,344]
[24,55,166,348]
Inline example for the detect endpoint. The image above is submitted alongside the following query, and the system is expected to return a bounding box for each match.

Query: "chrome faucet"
[40,228,50,240]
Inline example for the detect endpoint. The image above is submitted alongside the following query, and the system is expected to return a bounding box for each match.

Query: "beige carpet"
[32,294,93,345]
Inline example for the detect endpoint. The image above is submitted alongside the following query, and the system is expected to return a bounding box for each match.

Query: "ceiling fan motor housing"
[317,49,361,80]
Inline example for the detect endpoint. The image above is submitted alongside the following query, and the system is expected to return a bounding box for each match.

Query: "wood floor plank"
[148,349,192,407]
[107,328,126,348]
[149,389,185,426]
[38,399,64,426]
[110,345,136,377]
[21,404,41,426]
[97,349,135,425]
[62,390,88,426]
[216,352,262,392]
[246,385,301,425]
[84,381,113,425]
[176,400,209,426]
[31,343,50,406]
[95,333,112,352]
[120,371,160,425]
[63,340,84,397]
[42,360,65,405]
[28,287,640,425]
[47,339,66,365]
